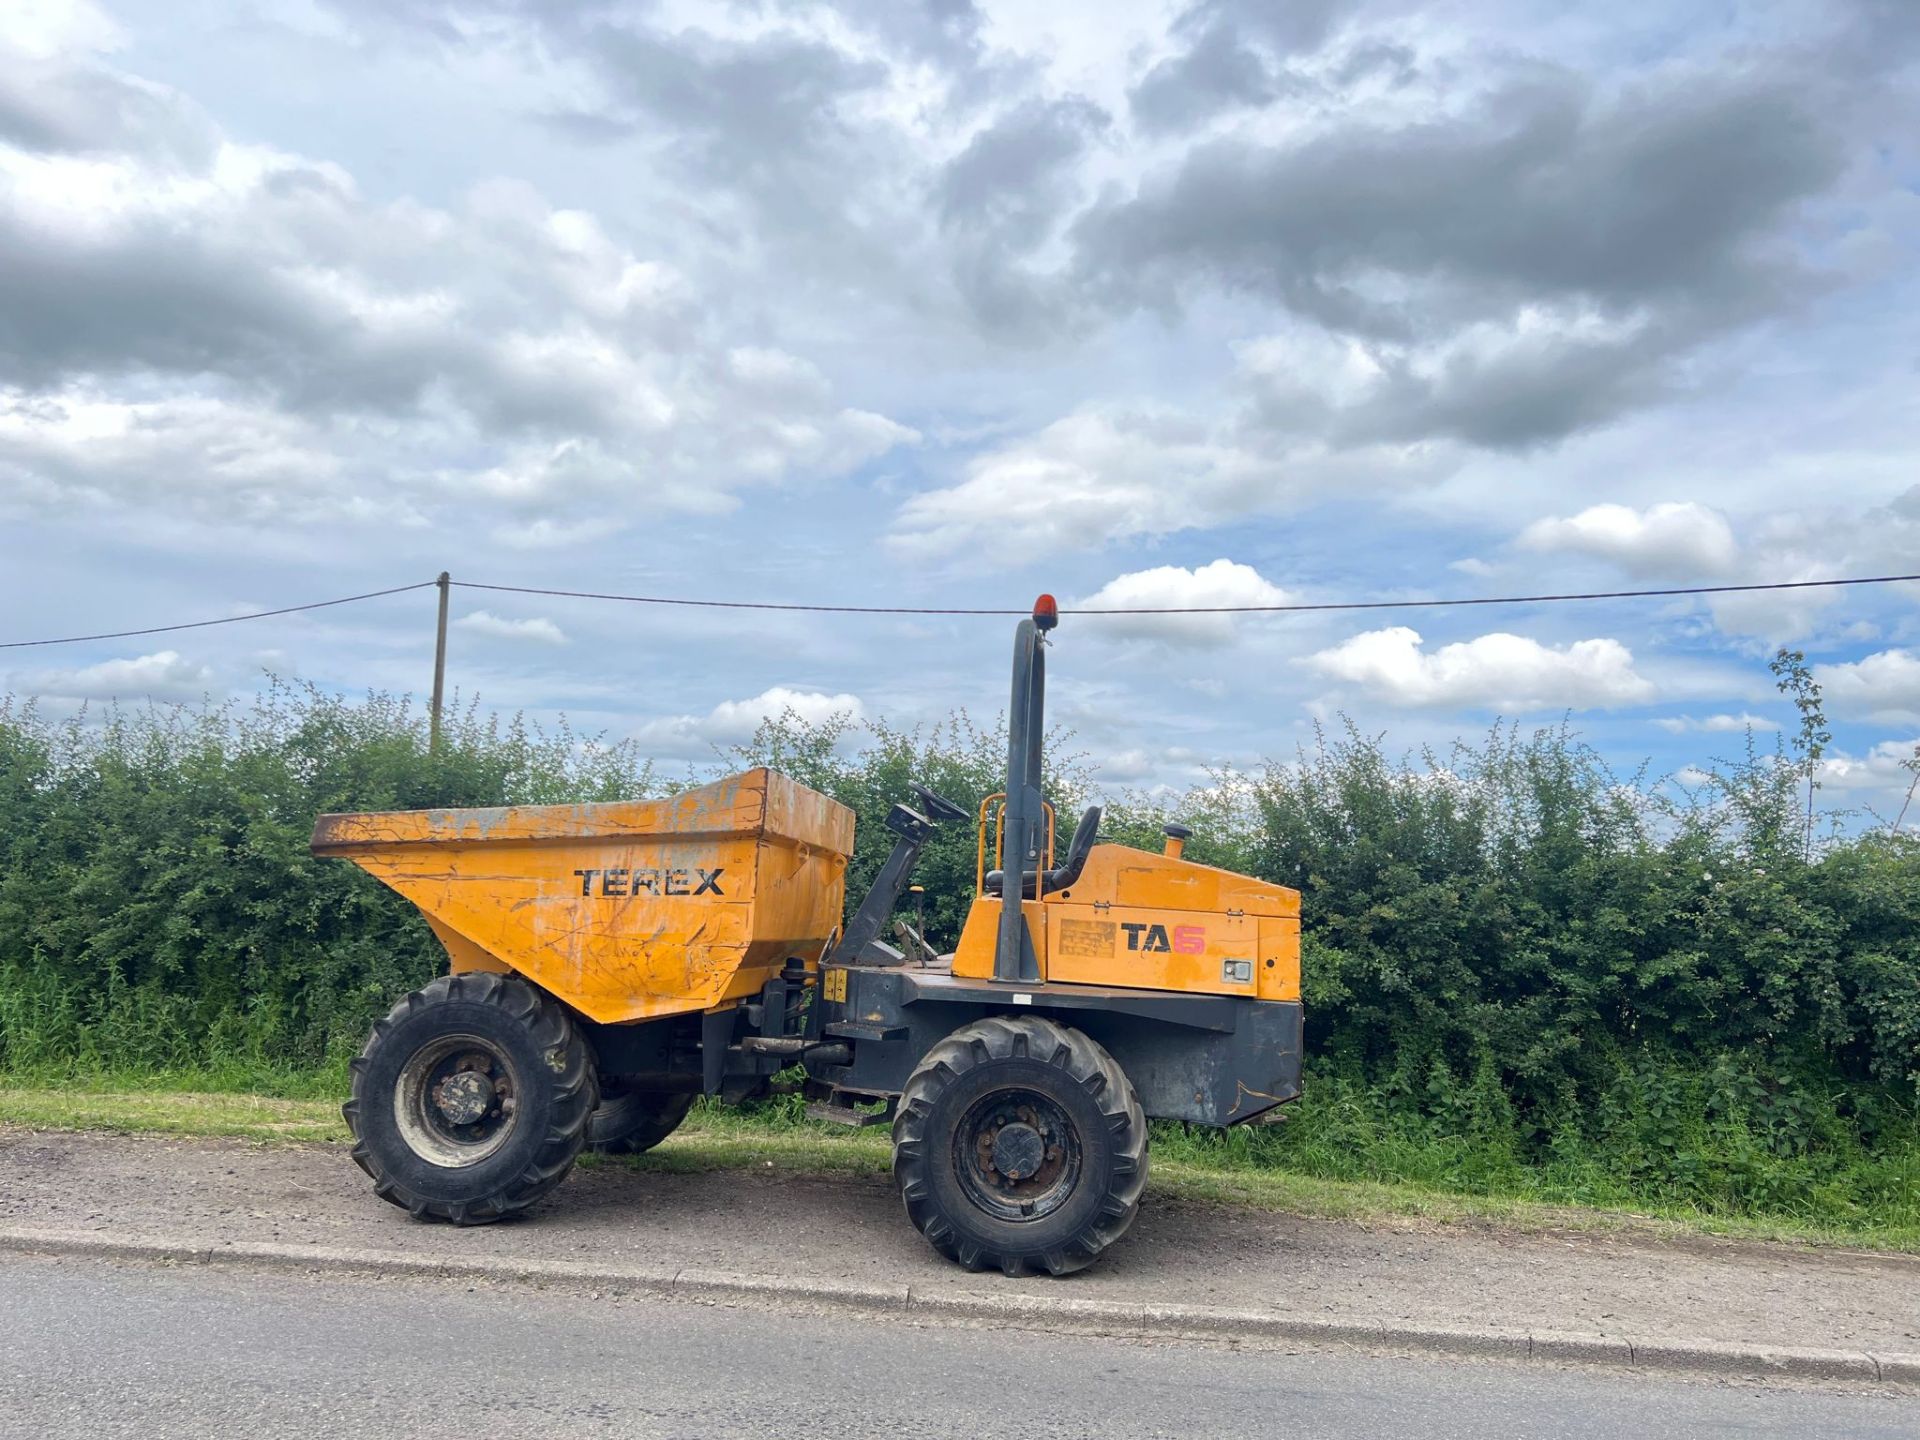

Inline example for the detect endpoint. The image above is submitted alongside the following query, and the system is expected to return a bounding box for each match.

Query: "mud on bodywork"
[309,767,854,1026]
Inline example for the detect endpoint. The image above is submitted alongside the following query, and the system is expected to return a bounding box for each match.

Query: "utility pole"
[429,571,450,755]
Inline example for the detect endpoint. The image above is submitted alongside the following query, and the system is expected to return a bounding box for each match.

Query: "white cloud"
[488,516,610,551]
[1518,502,1738,577]
[887,361,1444,567]
[453,610,568,645]
[889,409,1273,563]
[16,649,213,702]
[1074,559,1293,646]
[5,0,122,60]
[1312,627,1655,710]
[1705,584,1842,646]
[1696,489,1920,643]
[632,685,865,757]
[1652,712,1780,734]
[1511,498,1875,647]
[1092,748,1157,783]
[0,0,1913,810]
[707,686,863,733]
[0,388,419,528]
[1813,649,1920,723]
[1233,306,1670,452]
[0,50,915,535]
[886,403,1438,563]
[462,441,720,516]
[1819,738,1920,812]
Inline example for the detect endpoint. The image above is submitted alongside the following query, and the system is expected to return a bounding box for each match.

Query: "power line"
[454,581,1017,615]
[0,581,439,650]
[5,570,1920,652]
[456,572,1920,617]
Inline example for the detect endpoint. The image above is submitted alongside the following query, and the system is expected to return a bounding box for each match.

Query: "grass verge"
[0,1085,348,1142]
[4,1080,1916,1255]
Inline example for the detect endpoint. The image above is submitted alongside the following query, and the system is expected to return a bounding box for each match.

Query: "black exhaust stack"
[995,595,1055,982]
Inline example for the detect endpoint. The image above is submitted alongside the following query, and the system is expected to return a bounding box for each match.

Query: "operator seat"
[984,805,1102,899]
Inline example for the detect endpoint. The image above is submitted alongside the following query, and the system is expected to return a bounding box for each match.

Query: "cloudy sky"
[3,0,1919,817]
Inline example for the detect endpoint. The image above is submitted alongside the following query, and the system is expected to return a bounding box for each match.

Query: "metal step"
[806,1099,891,1128]
[823,1020,908,1043]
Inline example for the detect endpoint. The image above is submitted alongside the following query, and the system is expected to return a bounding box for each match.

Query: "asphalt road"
[1,1254,1913,1440]
[11,1129,1919,1356]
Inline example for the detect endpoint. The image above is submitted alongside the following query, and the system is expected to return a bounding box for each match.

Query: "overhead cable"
[455,572,1920,617]
[6,571,1919,650]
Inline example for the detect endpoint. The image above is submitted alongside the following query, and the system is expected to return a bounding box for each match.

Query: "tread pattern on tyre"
[892,1014,1148,1277]
[588,1086,695,1155]
[343,971,597,1226]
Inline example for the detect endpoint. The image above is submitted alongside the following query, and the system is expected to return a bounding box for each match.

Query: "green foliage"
[0,683,652,1079]
[722,708,1091,951]
[1,683,1915,1232]
[1769,646,1831,860]
[1241,719,1920,1103]
[1154,1054,1918,1237]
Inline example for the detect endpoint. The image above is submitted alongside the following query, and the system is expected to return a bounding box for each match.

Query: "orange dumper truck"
[314,596,1303,1274]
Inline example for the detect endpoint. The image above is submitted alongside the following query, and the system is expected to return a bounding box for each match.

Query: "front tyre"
[892,1015,1147,1276]
[343,971,597,1225]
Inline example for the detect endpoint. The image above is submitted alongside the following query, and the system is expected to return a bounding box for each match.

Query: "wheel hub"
[395,1035,519,1169]
[432,1069,496,1126]
[990,1121,1045,1181]
[955,1089,1083,1223]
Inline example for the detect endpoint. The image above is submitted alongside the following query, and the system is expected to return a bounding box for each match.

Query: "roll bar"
[994,596,1056,982]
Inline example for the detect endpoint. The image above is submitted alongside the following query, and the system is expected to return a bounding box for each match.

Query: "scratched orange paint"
[311,768,854,1024]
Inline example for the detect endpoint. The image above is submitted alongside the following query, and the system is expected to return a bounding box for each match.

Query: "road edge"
[1,1226,1910,1387]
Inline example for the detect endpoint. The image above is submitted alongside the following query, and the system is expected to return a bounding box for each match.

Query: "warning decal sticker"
[1057,919,1117,959]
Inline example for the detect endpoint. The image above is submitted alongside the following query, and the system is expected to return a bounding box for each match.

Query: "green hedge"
[1,683,1914,1228]
[0,685,649,1077]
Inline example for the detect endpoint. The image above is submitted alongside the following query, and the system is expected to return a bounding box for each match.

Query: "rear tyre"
[343,971,597,1225]
[587,1084,695,1155]
[892,1015,1147,1276]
